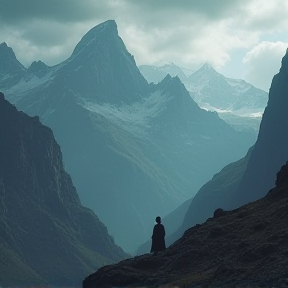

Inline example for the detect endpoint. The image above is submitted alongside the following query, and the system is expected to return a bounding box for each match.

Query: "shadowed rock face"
[0,92,127,287]
[232,50,288,207]
[83,161,288,288]
[168,49,288,249]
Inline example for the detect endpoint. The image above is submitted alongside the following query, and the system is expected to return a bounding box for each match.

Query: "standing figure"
[150,216,166,255]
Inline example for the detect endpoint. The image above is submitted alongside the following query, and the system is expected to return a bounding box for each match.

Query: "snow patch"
[6,72,54,94]
[82,92,170,136]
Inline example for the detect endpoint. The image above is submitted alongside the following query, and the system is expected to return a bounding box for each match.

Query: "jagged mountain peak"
[53,19,149,105]
[28,60,47,68]
[0,42,12,53]
[28,60,48,71]
[0,42,9,50]
[0,42,26,90]
[0,42,25,75]
[72,19,118,57]
[193,62,218,76]
[186,63,222,85]
[0,42,20,62]
[155,74,186,94]
[27,60,49,78]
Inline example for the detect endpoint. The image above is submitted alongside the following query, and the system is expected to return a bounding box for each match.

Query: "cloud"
[119,0,250,21]
[0,0,288,77]
[0,0,110,24]
[240,1,288,32]
[243,41,288,91]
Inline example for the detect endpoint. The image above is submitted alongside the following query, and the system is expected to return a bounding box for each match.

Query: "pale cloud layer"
[243,41,288,91]
[0,0,288,91]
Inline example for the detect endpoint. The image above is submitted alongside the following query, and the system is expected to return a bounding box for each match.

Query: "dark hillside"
[83,160,288,288]
[0,92,127,286]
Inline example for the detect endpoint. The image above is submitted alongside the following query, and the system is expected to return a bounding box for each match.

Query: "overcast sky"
[0,0,287,91]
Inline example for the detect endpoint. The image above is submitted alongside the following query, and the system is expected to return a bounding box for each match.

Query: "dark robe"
[150,223,166,253]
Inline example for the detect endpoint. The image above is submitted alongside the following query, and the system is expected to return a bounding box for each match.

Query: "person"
[150,216,166,255]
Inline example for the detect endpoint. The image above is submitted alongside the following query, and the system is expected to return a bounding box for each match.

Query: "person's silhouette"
[150,216,166,255]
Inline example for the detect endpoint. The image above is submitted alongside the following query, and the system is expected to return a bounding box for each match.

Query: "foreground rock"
[83,161,288,287]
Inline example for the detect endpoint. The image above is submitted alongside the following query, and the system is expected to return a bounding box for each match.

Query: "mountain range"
[139,63,268,132]
[0,20,255,252]
[0,92,127,286]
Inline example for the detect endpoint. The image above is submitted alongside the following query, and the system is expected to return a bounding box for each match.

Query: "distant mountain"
[0,20,255,252]
[139,63,268,132]
[175,49,288,243]
[0,42,26,89]
[187,63,267,115]
[139,63,192,84]
[83,160,288,288]
[0,92,127,287]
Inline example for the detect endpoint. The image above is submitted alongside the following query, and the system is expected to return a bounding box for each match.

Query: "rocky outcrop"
[83,161,288,288]
[0,92,127,287]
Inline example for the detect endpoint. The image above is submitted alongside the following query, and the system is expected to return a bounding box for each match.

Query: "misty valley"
[0,20,288,288]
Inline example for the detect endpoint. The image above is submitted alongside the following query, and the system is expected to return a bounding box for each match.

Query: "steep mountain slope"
[232,49,288,207]
[0,92,127,287]
[83,160,288,288]
[176,49,288,243]
[0,20,255,252]
[0,42,26,89]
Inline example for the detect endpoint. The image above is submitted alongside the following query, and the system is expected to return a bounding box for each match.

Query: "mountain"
[139,63,192,84]
[0,92,127,287]
[0,20,255,252]
[174,48,288,244]
[83,160,288,288]
[186,63,267,115]
[139,63,268,133]
[0,42,26,90]
[232,48,288,207]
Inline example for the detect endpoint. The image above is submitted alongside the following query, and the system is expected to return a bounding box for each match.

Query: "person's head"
[155,216,161,224]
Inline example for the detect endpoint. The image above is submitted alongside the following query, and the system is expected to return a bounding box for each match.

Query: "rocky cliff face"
[0,92,127,287]
[83,161,288,288]
[177,49,288,244]
[232,49,288,207]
